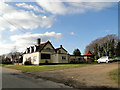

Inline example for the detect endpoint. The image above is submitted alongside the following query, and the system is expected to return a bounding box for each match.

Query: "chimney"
[37,38,41,46]
[60,45,62,48]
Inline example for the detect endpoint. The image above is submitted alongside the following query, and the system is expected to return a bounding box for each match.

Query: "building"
[83,51,94,62]
[23,38,70,65]
[70,55,81,63]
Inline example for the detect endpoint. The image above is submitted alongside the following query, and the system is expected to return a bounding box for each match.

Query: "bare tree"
[10,46,23,63]
[84,34,118,59]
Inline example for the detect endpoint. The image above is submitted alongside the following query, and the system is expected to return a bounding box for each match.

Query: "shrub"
[94,60,97,62]
[2,61,12,64]
[2,59,12,64]
[24,61,32,65]
[86,58,95,64]
[79,59,86,64]
[18,59,23,63]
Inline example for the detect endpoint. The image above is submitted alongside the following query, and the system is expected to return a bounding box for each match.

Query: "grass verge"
[2,64,94,72]
[109,68,120,83]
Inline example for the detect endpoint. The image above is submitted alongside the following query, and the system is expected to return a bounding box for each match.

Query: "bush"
[86,58,95,64]
[18,59,23,63]
[2,61,12,64]
[94,60,97,62]
[79,59,86,64]
[69,59,76,64]
[24,61,32,65]
[2,59,12,64]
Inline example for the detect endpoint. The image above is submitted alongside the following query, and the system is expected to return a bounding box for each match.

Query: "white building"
[23,38,70,65]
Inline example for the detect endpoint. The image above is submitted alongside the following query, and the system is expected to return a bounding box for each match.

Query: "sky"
[0,1,118,55]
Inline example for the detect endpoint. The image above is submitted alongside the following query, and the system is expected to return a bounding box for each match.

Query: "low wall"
[14,63,23,65]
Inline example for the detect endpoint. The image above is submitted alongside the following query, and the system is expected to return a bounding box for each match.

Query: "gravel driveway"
[24,63,119,89]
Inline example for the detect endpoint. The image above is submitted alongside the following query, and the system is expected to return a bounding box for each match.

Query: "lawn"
[109,68,120,83]
[2,64,94,72]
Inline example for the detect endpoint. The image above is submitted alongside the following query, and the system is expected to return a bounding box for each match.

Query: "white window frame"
[34,45,36,52]
[30,47,32,53]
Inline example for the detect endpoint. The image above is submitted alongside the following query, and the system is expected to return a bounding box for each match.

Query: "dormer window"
[25,50,27,53]
[26,49,28,53]
[34,46,36,52]
[30,47,32,53]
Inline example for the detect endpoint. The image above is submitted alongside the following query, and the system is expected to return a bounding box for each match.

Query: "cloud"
[0,2,114,32]
[16,3,45,13]
[0,31,2,39]
[37,1,114,15]
[70,32,75,35]
[37,1,67,15]
[0,2,55,32]
[10,32,62,43]
[0,42,15,55]
[0,35,1,40]
[104,30,110,33]
[67,2,114,14]
[0,32,62,55]
[0,1,115,55]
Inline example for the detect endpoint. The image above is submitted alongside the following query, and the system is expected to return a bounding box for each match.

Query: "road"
[1,67,72,88]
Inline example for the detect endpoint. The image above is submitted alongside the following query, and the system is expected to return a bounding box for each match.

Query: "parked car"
[112,57,120,62]
[97,56,112,63]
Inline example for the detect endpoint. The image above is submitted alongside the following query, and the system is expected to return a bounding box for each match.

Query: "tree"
[84,34,118,58]
[116,41,120,57]
[73,48,81,56]
[10,46,19,63]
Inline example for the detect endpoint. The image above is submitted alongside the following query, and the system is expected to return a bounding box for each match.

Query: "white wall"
[23,52,40,65]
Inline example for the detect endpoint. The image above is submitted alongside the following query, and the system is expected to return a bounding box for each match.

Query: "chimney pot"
[37,38,41,46]
[60,45,62,48]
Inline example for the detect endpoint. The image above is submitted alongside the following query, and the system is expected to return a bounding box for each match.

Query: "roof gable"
[24,40,67,54]
[39,41,56,52]
[84,51,93,56]
[55,47,67,53]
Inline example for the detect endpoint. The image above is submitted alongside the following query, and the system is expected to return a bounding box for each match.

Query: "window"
[33,56,37,62]
[62,56,66,60]
[26,50,27,53]
[41,54,51,59]
[34,46,36,52]
[78,58,81,60]
[28,57,31,60]
[27,57,31,62]
[58,50,61,54]
[46,47,51,50]
[26,49,28,53]
[30,47,32,53]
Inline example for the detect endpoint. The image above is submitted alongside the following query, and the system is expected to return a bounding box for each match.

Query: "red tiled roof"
[84,51,93,56]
